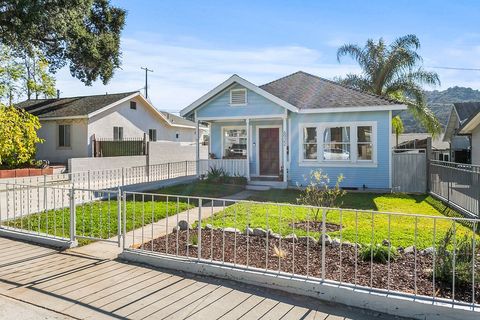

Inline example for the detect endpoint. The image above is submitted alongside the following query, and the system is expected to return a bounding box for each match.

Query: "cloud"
[54,37,360,113]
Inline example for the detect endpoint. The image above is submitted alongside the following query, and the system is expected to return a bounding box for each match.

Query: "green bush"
[360,244,398,264]
[435,227,479,286]
[206,167,247,185]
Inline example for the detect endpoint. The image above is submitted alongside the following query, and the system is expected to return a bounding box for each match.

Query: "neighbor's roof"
[15,92,138,118]
[260,71,399,109]
[160,111,199,128]
[453,102,480,124]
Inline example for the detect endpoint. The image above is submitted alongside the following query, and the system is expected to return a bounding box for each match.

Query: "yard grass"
[149,181,245,199]
[200,189,477,249]
[4,198,192,245]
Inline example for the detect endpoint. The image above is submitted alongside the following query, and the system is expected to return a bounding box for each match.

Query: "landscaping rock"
[253,228,267,237]
[420,247,435,255]
[178,220,190,231]
[397,246,404,253]
[223,227,241,234]
[382,239,391,247]
[404,246,416,254]
[318,234,332,245]
[284,234,298,242]
[331,238,342,247]
[269,232,282,239]
[245,227,254,236]
[298,236,317,244]
[205,224,213,230]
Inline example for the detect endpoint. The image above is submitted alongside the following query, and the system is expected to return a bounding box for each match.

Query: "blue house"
[181,71,407,190]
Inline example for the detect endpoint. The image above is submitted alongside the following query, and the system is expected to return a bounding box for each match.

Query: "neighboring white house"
[16,91,206,163]
[457,103,480,165]
[443,102,480,164]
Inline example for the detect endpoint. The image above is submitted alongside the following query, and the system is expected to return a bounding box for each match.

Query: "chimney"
[56,89,60,99]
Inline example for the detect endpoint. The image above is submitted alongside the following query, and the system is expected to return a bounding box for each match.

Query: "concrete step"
[246,184,271,191]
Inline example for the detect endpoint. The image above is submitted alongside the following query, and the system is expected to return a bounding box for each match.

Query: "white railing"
[198,159,248,177]
[122,192,480,312]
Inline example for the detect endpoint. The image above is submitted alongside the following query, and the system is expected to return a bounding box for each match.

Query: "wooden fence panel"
[392,152,427,193]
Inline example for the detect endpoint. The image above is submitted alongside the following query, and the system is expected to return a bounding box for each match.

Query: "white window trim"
[229,88,247,106]
[57,124,72,149]
[298,121,377,167]
[220,125,247,158]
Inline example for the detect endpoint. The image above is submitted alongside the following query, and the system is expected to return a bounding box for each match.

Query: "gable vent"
[230,89,247,105]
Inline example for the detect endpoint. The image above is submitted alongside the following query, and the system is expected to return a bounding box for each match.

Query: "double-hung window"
[58,124,71,148]
[303,127,317,160]
[149,129,157,141]
[357,126,373,160]
[323,127,350,161]
[113,126,123,141]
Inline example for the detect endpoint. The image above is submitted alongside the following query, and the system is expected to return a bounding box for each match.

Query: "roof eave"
[297,104,407,114]
[459,113,480,134]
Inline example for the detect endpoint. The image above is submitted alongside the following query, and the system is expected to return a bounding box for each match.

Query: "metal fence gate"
[392,151,427,193]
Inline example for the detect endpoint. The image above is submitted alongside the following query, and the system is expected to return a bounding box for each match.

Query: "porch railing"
[198,159,248,177]
[429,160,480,218]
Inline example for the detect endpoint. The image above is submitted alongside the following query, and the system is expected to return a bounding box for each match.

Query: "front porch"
[195,116,289,187]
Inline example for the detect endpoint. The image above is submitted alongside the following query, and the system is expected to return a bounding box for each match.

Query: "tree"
[0,45,23,104]
[0,0,126,85]
[337,35,442,137]
[22,51,56,100]
[0,104,43,168]
[392,115,404,148]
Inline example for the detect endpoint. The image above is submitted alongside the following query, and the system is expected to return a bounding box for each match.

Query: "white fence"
[198,159,248,177]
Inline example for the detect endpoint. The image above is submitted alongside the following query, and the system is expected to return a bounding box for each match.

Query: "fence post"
[185,160,188,176]
[117,187,122,247]
[198,198,202,260]
[321,208,326,281]
[122,167,125,186]
[69,187,76,243]
[88,170,91,190]
[168,163,171,179]
[122,191,127,249]
[43,174,47,211]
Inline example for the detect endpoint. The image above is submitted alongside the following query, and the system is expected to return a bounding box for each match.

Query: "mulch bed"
[289,221,341,232]
[142,229,480,304]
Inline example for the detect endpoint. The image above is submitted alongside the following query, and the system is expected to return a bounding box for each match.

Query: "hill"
[399,86,480,133]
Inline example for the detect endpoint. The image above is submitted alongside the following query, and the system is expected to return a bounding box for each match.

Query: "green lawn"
[4,198,192,245]
[149,181,245,199]
[200,189,477,249]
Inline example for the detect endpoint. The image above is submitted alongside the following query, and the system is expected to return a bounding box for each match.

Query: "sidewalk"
[0,295,73,320]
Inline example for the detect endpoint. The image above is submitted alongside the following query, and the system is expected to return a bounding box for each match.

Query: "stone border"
[120,249,479,320]
[0,228,76,249]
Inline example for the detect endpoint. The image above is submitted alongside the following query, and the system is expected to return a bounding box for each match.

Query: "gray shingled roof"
[15,91,138,118]
[453,102,480,124]
[160,111,196,127]
[259,71,398,109]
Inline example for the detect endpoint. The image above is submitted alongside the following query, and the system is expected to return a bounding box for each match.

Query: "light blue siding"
[288,111,391,189]
[197,84,286,118]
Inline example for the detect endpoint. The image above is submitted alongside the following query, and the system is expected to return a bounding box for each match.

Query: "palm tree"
[337,34,441,137]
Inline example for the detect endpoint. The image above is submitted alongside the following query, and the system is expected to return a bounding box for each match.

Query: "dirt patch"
[142,229,479,304]
[289,221,341,232]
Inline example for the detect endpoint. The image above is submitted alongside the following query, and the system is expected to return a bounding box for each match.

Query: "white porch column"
[246,118,250,181]
[196,120,200,177]
[283,117,288,183]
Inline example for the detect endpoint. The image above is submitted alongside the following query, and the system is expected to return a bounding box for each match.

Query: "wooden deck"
[0,237,404,320]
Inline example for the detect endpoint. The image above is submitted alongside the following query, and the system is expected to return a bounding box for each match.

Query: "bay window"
[300,122,376,164]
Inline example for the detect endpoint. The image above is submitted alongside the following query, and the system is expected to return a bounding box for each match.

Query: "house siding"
[36,119,89,163]
[289,111,391,189]
[196,84,286,119]
[472,125,480,165]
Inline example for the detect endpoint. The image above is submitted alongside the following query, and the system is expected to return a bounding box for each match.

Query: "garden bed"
[143,229,480,304]
[0,167,53,178]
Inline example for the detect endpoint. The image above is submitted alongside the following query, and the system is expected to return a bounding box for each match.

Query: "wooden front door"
[259,128,280,176]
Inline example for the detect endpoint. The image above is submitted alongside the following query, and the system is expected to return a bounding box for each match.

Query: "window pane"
[358,126,372,142]
[304,144,317,159]
[64,125,70,147]
[223,128,247,159]
[303,127,317,143]
[119,127,123,140]
[358,143,372,160]
[323,143,350,160]
[324,127,350,143]
[59,125,64,146]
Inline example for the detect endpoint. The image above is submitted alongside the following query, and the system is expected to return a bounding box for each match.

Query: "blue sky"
[56,0,480,113]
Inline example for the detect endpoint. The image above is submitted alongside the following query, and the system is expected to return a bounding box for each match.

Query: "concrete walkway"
[0,236,405,320]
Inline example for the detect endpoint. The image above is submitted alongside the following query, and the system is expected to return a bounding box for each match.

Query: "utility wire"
[426,66,480,71]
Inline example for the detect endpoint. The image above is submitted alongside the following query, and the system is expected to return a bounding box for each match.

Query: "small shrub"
[229,175,248,185]
[189,234,198,246]
[435,227,479,286]
[360,244,398,264]
[206,167,227,183]
[297,170,346,221]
